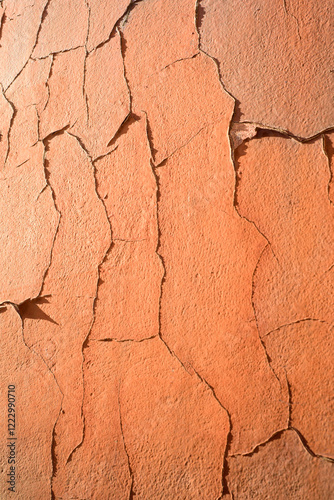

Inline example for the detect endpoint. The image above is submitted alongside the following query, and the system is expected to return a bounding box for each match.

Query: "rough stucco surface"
[0,1,333,499]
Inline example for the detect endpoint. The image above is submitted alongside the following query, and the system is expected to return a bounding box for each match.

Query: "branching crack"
[64,131,113,468]
[5,0,52,92]
[8,303,64,498]
[250,244,282,384]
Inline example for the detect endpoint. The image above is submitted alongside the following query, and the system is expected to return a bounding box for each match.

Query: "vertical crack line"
[83,0,91,126]
[35,104,41,142]
[5,0,52,92]
[194,0,236,105]
[9,303,64,499]
[322,134,334,209]
[285,370,292,428]
[117,386,135,500]
[189,368,233,499]
[282,0,301,40]
[43,54,54,112]
[142,111,177,365]
[1,84,16,166]
[118,26,133,118]
[251,244,282,384]
[0,11,6,44]
[145,111,234,494]
[64,132,113,465]
[37,133,63,300]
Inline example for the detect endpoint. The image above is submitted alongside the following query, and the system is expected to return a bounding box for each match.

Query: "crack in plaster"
[282,0,301,40]
[37,128,66,304]
[5,0,51,92]
[63,131,113,467]
[143,109,233,499]
[43,54,54,111]
[30,46,86,62]
[1,302,64,499]
[117,387,135,500]
[263,318,328,338]
[92,336,158,343]
[322,134,334,209]
[87,0,145,54]
[1,84,16,165]
[250,244,282,384]
[83,0,91,126]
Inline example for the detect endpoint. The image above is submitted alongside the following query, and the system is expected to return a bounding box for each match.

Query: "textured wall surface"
[0,1,333,498]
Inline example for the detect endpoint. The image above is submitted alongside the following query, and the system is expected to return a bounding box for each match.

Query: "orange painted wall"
[0,1,333,498]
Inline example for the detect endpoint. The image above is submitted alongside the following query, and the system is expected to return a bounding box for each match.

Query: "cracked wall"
[0,0,333,498]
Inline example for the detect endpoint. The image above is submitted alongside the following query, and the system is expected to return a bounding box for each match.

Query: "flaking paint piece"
[86,0,131,52]
[0,143,59,304]
[118,338,229,499]
[225,429,334,498]
[121,0,199,91]
[156,121,288,455]
[91,116,163,341]
[199,0,334,138]
[71,32,130,160]
[0,0,46,90]
[126,53,235,165]
[0,304,61,499]
[5,57,51,168]
[236,136,334,335]
[32,0,88,59]
[264,321,334,459]
[22,132,110,476]
[39,47,86,140]
[91,241,163,341]
[52,340,132,500]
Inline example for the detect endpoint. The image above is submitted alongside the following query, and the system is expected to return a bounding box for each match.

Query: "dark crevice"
[117,389,135,499]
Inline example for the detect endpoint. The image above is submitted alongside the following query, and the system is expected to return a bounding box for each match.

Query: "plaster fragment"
[156,120,288,454]
[264,321,334,459]
[32,0,88,59]
[0,0,47,90]
[0,143,58,304]
[199,0,334,137]
[86,0,130,52]
[225,430,334,498]
[92,117,162,341]
[22,133,110,478]
[0,304,61,499]
[236,136,334,335]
